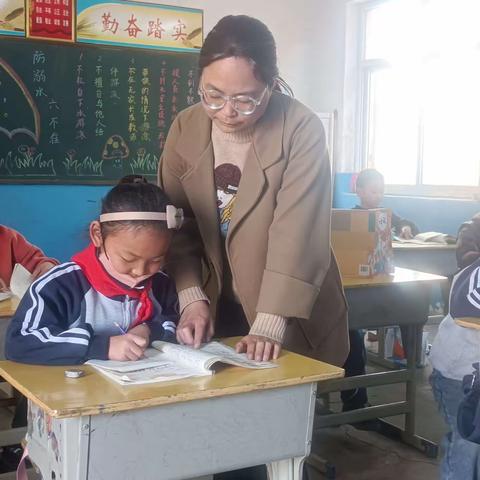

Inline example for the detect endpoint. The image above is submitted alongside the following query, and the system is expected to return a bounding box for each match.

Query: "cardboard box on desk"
[331,208,394,277]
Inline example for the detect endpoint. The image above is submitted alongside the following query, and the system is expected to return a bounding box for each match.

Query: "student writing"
[5,181,180,365]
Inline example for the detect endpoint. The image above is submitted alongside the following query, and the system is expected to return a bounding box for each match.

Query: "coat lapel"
[174,106,223,277]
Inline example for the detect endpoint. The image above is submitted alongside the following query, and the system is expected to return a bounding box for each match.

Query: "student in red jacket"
[0,225,58,291]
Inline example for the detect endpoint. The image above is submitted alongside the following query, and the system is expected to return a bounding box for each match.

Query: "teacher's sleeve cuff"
[249,313,287,344]
[256,270,321,320]
[178,286,210,313]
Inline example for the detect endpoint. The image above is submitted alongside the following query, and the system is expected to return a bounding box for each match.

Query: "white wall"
[142,0,349,165]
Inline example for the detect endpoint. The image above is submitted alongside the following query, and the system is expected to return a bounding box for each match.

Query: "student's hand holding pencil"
[128,323,151,346]
[108,333,148,361]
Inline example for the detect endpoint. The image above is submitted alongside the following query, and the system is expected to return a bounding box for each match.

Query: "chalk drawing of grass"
[63,155,103,176]
[129,152,158,175]
[0,148,56,176]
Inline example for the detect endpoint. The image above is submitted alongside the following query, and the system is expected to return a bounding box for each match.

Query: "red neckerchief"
[72,244,153,329]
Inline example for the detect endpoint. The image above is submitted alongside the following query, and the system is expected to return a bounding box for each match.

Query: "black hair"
[199,15,293,96]
[118,174,149,184]
[100,181,171,238]
[356,168,384,190]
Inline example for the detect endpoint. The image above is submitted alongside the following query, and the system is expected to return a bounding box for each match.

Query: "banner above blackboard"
[0,38,198,183]
[77,1,203,51]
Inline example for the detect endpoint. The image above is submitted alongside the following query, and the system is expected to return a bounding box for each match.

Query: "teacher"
[159,14,348,365]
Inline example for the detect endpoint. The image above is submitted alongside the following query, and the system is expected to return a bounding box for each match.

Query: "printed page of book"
[10,263,32,298]
[153,341,278,370]
[200,342,278,369]
[0,291,12,302]
[86,348,211,385]
[90,361,211,385]
[153,341,224,371]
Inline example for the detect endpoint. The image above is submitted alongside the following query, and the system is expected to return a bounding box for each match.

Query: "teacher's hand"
[236,335,281,362]
[177,301,214,348]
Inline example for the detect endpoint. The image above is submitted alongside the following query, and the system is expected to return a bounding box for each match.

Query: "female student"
[5,181,180,365]
[0,225,58,291]
[159,15,348,366]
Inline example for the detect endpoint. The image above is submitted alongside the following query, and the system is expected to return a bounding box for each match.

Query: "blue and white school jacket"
[5,262,178,365]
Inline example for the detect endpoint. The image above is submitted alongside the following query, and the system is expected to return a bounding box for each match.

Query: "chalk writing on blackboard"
[0,39,198,183]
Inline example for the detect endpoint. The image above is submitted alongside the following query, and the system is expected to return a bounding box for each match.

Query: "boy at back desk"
[341,169,419,416]
[354,168,419,240]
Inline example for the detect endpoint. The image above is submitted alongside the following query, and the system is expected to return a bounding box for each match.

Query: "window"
[358,0,480,197]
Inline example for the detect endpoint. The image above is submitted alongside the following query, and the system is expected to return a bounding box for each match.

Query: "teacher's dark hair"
[199,15,293,96]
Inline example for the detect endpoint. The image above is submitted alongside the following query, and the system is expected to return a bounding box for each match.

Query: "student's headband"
[99,205,184,230]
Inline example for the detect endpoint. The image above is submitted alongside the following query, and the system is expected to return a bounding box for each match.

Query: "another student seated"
[430,257,480,480]
[5,181,179,365]
[0,225,58,292]
[355,168,419,240]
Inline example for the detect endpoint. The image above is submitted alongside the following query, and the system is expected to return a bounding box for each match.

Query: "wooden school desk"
[0,296,19,359]
[315,267,446,458]
[0,341,343,480]
[0,296,25,456]
[0,297,19,319]
[393,242,457,278]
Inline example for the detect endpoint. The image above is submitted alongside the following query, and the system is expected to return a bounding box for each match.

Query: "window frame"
[356,0,480,199]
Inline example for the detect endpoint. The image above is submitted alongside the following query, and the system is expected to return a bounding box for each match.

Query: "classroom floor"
[307,323,446,480]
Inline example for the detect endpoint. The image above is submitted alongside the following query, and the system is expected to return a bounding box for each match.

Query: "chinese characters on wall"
[28,0,74,41]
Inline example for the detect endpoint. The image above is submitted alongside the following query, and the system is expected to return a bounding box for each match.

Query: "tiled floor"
[308,324,446,480]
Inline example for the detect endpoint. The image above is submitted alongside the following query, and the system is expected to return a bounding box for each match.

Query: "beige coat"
[159,92,348,367]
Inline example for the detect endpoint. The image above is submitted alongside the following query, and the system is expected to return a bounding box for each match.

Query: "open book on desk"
[86,341,278,386]
[394,231,456,245]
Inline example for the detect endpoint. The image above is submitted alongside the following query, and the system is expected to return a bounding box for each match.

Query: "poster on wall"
[0,0,26,36]
[77,1,203,52]
[27,0,74,41]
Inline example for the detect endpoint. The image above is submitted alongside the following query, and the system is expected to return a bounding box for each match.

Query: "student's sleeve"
[10,229,58,273]
[450,261,480,318]
[158,116,206,293]
[5,265,109,365]
[256,112,332,320]
[391,212,420,236]
[149,274,179,342]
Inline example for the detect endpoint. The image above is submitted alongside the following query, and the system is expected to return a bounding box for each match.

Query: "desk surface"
[342,267,446,289]
[0,338,343,419]
[393,242,456,251]
[0,297,19,318]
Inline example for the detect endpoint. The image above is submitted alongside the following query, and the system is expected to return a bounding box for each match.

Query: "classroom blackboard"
[0,38,198,183]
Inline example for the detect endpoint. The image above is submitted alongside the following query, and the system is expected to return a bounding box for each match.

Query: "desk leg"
[267,456,305,480]
[404,324,417,436]
[377,324,437,457]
